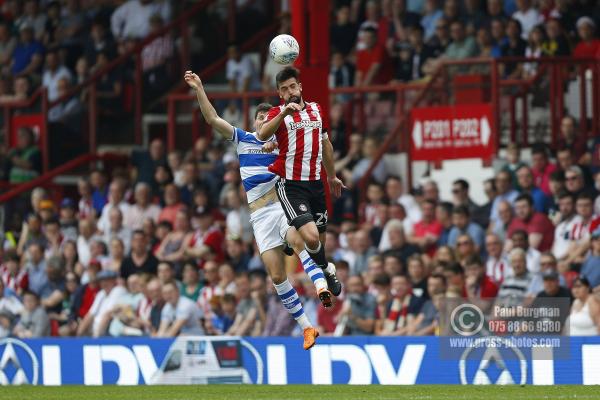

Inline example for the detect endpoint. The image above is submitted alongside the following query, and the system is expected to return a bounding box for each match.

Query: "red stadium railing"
[1,0,282,184]
[165,56,599,204]
[0,153,128,204]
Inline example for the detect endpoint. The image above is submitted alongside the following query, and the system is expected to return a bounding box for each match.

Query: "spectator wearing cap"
[59,198,78,240]
[507,194,555,252]
[531,269,572,328]
[527,252,567,298]
[516,165,550,213]
[573,17,600,58]
[77,269,127,337]
[531,145,558,197]
[38,199,56,223]
[568,277,600,336]
[11,23,44,76]
[448,205,485,250]
[581,228,600,290]
[13,291,50,338]
[120,230,159,280]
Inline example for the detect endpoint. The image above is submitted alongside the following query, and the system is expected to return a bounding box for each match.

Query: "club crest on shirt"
[299,204,308,212]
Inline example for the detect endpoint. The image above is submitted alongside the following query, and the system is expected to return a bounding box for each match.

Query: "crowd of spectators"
[0,1,600,340]
[0,112,598,338]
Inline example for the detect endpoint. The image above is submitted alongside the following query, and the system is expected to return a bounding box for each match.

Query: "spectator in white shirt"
[77,270,127,337]
[485,233,509,285]
[98,180,131,234]
[385,176,422,224]
[125,182,161,231]
[553,192,579,261]
[0,279,24,317]
[226,44,261,93]
[111,0,171,41]
[42,50,73,102]
[157,281,204,337]
[103,208,132,256]
[512,0,543,40]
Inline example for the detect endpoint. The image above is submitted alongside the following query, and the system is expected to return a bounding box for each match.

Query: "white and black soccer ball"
[269,34,299,65]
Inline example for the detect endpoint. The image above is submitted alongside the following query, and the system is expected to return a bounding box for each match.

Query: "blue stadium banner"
[1,336,600,385]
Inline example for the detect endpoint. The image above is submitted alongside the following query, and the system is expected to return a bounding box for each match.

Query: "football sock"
[274,279,312,329]
[298,250,328,291]
[305,241,328,270]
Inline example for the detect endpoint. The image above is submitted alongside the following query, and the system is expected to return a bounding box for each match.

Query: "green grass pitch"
[0,385,599,400]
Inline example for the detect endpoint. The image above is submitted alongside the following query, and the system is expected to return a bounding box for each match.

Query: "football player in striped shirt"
[184,71,330,349]
[257,67,344,297]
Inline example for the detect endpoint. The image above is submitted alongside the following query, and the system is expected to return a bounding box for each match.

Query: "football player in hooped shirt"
[184,70,327,350]
[257,66,345,297]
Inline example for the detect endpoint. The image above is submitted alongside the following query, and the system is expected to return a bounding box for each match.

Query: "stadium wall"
[2,336,600,386]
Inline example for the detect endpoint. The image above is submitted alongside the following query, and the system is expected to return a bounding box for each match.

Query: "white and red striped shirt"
[266,101,327,181]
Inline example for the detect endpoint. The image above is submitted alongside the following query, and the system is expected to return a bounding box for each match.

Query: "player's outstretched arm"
[184,71,234,139]
[257,102,301,141]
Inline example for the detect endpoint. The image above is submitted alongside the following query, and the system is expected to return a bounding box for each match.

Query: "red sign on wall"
[410,104,495,161]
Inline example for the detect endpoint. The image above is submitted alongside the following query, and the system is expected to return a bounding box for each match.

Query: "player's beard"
[287,95,301,105]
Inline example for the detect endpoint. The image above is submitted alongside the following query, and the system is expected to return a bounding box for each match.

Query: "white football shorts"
[250,202,292,254]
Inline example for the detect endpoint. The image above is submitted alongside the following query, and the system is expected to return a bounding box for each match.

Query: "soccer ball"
[269,34,299,65]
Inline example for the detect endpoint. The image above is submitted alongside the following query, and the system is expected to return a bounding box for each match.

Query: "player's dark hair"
[276,66,300,88]
[254,103,272,119]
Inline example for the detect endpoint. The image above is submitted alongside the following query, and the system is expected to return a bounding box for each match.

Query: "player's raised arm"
[184,71,234,139]
[257,102,301,141]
